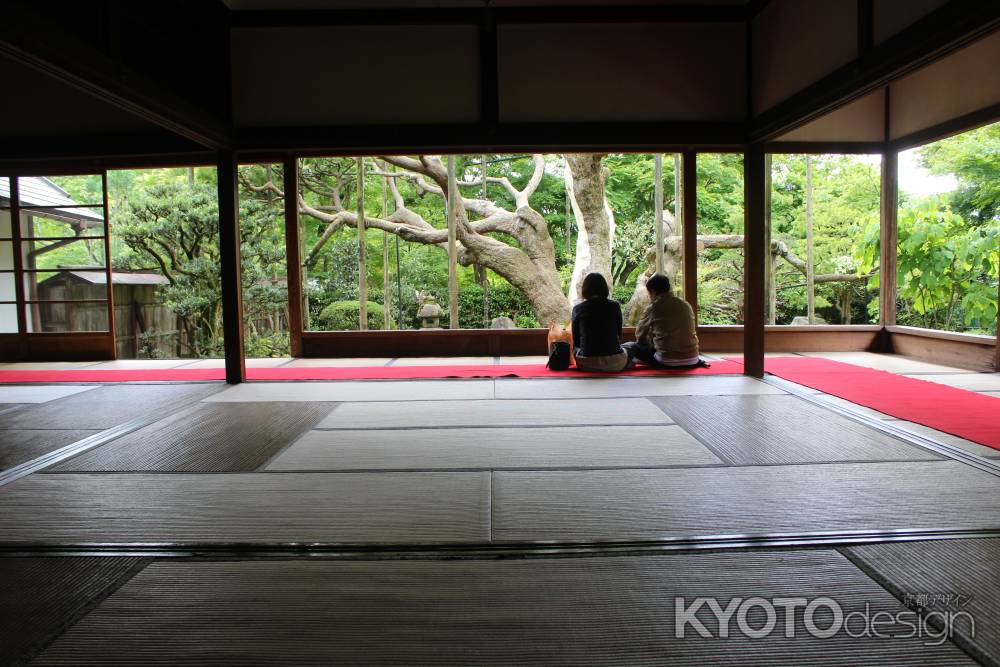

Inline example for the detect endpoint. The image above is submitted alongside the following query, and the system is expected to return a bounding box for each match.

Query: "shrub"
[316,300,386,330]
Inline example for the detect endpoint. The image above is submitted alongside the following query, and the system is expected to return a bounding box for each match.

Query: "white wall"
[777,89,885,142]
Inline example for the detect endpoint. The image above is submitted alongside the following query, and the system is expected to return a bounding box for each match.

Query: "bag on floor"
[547,321,575,368]
[546,341,572,371]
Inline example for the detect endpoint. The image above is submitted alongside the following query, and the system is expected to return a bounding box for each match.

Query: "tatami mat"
[32,552,973,666]
[52,402,334,472]
[207,380,494,402]
[180,357,292,369]
[392,356,497,366]
[906,373,1000,392]
[498,356,550,365]
[493,376,784,399]
[652,395,939,465]
[0,556,149,667]
[317,397,671,429]
[798,352,974,374]
[492,461,1000,543]
[282,357,392,367]
[266,425,721,471]
[0,385,96,404]
[0,429,100,471]
[846,538,1000,666]
[0,362,98,371]
[0,384,221,431]
[83,359,192,370]
[0,472,489,545]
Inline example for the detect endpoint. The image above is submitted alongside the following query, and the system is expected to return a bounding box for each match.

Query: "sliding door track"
[5,526,1000,560]
[761,375,1000,478]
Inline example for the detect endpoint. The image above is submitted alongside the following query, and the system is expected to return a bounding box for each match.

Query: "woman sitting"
[571,272,632,373]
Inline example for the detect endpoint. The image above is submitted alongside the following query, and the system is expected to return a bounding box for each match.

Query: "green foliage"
[458,282,539,329]
[105,166,290,357]
[895,199,997,331]
[316,300,386,330]
[919,123,1000,226]
[245,331,289,358]
[771,154,881,324]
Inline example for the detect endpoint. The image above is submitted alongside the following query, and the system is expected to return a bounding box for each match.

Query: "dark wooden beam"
[479,10,499,131]
[743,146,767,377]
[0,153,217,176]
[0,134,210,165]
[217,151,245,384]
[750,0,1000,142]
[100,172,117,360]
[9,178,27,336]
[1,3,232,150]
[747,0,772,19]
[762,141,885,154]
[236,122,748,158]
[857,0,874,56]
[230,5,752,28]
[283,157,304,358]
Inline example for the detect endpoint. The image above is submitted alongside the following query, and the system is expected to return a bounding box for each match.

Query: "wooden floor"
[1,351,999,665]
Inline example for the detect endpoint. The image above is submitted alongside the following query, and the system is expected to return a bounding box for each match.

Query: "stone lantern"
[417,297,442,329]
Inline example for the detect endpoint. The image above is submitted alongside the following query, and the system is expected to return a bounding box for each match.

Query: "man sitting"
[623,274,702,367]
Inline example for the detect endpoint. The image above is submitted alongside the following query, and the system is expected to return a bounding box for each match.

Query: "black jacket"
[571,297,624,356]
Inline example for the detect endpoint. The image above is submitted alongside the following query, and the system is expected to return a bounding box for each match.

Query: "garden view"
[24,122,999,358]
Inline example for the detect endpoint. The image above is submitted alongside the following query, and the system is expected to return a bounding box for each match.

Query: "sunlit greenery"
[29,124,995,357]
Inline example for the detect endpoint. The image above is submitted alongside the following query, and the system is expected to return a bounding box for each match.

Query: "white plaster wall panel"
[778,89,885,142]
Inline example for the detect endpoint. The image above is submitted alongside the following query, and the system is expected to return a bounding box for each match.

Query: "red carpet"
[758,356,1000,452]
[0,360,743,384]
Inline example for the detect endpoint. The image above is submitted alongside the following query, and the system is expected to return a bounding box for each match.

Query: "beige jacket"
[635,292,700,361]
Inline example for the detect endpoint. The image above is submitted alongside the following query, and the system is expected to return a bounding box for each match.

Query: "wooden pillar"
[879,149,898,328]
[682,151,698,320]
[654,153,664,275]
[743,147,767,378]
[764,154,776,325]
[356,157,368,331]
[283,156,303,356]
[217,151,245,384]
[101,171,117,358]
[446,156,459,329]
[805,155,816,323]
[9,177,27,337]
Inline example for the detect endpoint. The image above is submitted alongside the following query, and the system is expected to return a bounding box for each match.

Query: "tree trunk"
[566,154,615,304]
[623,211,683,325]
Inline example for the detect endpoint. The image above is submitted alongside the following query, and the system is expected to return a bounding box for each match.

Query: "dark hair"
[645,273,671,295]
[581,272,610,300]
